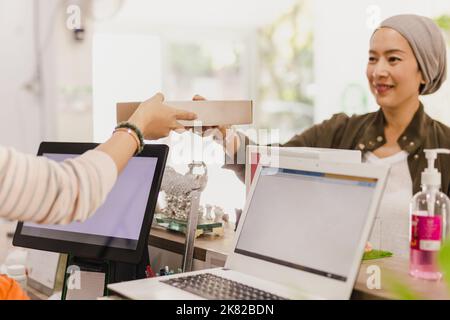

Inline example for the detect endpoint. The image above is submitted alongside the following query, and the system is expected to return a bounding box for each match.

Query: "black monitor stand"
[61,237,150,300]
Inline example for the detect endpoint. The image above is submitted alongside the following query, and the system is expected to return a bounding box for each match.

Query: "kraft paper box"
[117,100,253,135]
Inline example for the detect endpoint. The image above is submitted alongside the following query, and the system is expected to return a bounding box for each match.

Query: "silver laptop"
[108,156,389,300]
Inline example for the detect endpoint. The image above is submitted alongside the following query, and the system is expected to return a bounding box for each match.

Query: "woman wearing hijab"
[200,14,450,257]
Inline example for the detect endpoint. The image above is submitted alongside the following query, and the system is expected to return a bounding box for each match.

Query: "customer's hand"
[192,95,240,157]
[191,95,230,140]
[128,93,197,140]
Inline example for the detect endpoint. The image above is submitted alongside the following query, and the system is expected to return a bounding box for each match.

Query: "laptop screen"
[235,167,377,282]
[20,153,158,250]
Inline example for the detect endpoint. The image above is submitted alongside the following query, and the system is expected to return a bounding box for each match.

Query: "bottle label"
[410,214,442,251]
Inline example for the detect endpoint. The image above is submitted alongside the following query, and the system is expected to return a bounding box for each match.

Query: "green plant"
[256,0,314,142]
[435,15,450,45]
[438,238,450,293]
[435,15,450,31]
[258,0,313,105]
[386,238,450,300]
[387,276,422,300]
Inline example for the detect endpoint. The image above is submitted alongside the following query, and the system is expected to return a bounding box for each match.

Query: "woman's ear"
[418,73,426,93]
[418,69,426,93]
[419,69,426,85]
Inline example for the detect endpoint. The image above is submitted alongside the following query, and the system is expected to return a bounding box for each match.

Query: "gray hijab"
[376,14,447,95]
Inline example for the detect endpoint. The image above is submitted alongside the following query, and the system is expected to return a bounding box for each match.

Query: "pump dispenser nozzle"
[422,149,450,187]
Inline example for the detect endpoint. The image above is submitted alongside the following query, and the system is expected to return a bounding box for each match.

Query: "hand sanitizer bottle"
[409,149,450,280]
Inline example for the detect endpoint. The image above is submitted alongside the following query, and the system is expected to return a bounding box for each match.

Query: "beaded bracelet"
[114,128,141,153]
[114,122,145,155]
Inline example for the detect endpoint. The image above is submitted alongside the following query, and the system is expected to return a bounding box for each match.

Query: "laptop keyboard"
[161,272,288,300]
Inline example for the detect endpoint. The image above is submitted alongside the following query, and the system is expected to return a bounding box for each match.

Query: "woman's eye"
[368,57,377,63]
[388,57,401,63]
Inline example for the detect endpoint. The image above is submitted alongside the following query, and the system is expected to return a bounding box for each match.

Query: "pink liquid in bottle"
[409,214,443,280]
[410,248,442,280]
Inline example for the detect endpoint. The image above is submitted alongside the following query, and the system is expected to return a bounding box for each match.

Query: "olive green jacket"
[225,103,450,196]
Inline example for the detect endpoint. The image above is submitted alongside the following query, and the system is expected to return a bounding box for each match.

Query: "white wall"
[92,34,162,142]
[103,0,298,29]
[313,0,450,125]
[53,0,94,143]
[0,0,42,153]
[0,0,94,154]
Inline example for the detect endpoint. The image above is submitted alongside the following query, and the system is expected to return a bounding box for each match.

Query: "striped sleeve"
[0,147,118,225]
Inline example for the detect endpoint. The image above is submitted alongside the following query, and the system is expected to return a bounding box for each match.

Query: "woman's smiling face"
[367,27,425,110]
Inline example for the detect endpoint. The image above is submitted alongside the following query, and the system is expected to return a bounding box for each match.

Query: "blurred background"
[1,0,449,220]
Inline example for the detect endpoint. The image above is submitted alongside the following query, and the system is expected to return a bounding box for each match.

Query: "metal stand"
[182,190,201,272]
